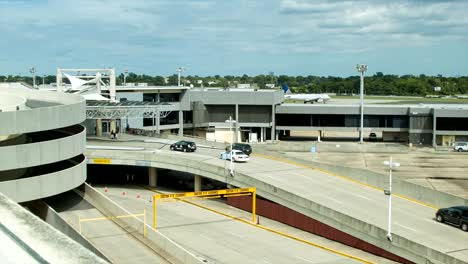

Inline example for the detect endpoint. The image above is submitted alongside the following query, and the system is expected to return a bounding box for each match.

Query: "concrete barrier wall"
[84,149,466,264]
[0,157,87,203]
[0,125,86,171]
[0,192,107,264]
[27,200,109,262]
[80,183,205,264]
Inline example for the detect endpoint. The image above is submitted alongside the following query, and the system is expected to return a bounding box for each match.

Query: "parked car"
[219,149,250,162]
[435,206,468,231]
[369,133,377,141]
[170,141,197,152]
[226,143,252,156]
[454,142,468,152]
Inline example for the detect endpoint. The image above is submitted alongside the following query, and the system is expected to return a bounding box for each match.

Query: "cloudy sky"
[1,0,467,77]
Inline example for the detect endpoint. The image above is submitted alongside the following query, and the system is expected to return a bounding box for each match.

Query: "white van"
[454,142,468,152]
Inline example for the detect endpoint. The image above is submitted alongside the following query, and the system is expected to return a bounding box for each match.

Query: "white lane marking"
[326,197,344,205]
[295,256,316,263]
[262,259,272,264]
[395,223,419,233]
[227,231,244,239]
[200,234,213,241]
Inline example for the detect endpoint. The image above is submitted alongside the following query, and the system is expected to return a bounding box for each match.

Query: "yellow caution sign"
[92,158,111,164]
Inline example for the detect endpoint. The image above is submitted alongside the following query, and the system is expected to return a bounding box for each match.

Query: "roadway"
[86,137,468,263]
[91,185,390,264]
[46,191,170,264]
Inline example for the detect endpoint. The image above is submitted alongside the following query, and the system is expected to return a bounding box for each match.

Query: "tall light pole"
[356,64,367,143]
[29,66,36,88]
[384,157,400,242]
[176,67,185,87]
[123,69,128,85]
[225,116,236,176]
[42,74,46,85]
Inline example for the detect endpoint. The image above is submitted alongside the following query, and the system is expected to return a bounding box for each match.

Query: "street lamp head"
[356,64,368,74]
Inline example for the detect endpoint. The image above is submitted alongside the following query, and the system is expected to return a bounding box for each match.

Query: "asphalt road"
[86,138,468,262]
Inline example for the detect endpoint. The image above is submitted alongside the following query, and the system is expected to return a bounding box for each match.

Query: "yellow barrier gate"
[153,187,256,229]
[79,209,147,237]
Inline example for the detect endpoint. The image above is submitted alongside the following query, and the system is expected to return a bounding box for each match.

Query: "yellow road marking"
[142,186,375,264]
[253,153,439,210]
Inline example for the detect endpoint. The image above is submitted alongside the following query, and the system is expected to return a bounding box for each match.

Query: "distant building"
[237,83,251,89]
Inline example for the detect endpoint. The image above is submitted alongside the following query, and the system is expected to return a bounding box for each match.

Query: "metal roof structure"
[86,100,175,119]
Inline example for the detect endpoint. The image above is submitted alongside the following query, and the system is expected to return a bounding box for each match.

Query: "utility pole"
[176,67,185,87]
[356,64,368,143]
[124,69,128,85]
[29,66,37,88]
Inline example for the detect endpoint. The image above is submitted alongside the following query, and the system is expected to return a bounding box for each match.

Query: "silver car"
[219,150,250,162]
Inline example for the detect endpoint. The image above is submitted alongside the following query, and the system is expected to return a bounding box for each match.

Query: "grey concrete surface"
[80,184,201,264]
[0,125,86,171]
[62,190,170,264]
[29,199,109,261]
[256,141,468,200]
[0,86,86,135]
[84,138,468,264]
[0,157,86,203]
[0,192,107,264]
[91,184,365,264]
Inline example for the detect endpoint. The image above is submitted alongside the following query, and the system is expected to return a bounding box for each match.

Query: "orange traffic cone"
[137,194,141,199]
[104,187,108,192]
[122,191,126,196]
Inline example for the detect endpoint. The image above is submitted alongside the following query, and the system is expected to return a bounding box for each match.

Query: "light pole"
[29,66,36,88]
[225,116,237,176]
[383,157,400,242]
[123,69,128,85]
[176,67,185,87]
[356,64,367,143]
[42,75,46,85]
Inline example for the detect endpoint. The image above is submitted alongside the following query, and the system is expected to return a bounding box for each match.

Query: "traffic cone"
[104,187,108,192]
[122,191,126,196]
[137,194,141,199]
[256,216,260,225]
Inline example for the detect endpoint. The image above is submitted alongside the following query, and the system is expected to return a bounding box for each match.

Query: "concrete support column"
[96,119,102,136]
[432,111,437,147]
[235,104,239,143]
[318,130,321,142]
[149,167,158,187]
[271,104,276,142]
[110,120,116,134]
[178,110,183,137]
[260,127,264,142]
[194,175,202,192]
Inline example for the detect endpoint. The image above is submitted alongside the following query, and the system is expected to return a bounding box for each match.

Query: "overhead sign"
[153,187,255,199]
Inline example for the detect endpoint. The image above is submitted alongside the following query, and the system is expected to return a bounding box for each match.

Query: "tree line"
[1,72,467,96]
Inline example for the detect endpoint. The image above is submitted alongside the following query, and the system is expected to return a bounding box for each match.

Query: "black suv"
[170,141,197,152]
[227,143,252,156]
[435,206,468,231]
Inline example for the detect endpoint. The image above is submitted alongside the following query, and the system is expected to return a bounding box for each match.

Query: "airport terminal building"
[84,84,468,147]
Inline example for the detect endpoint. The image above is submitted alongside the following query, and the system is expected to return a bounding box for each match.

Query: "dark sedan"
[170,141,197,152]
[435,206,468,231]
